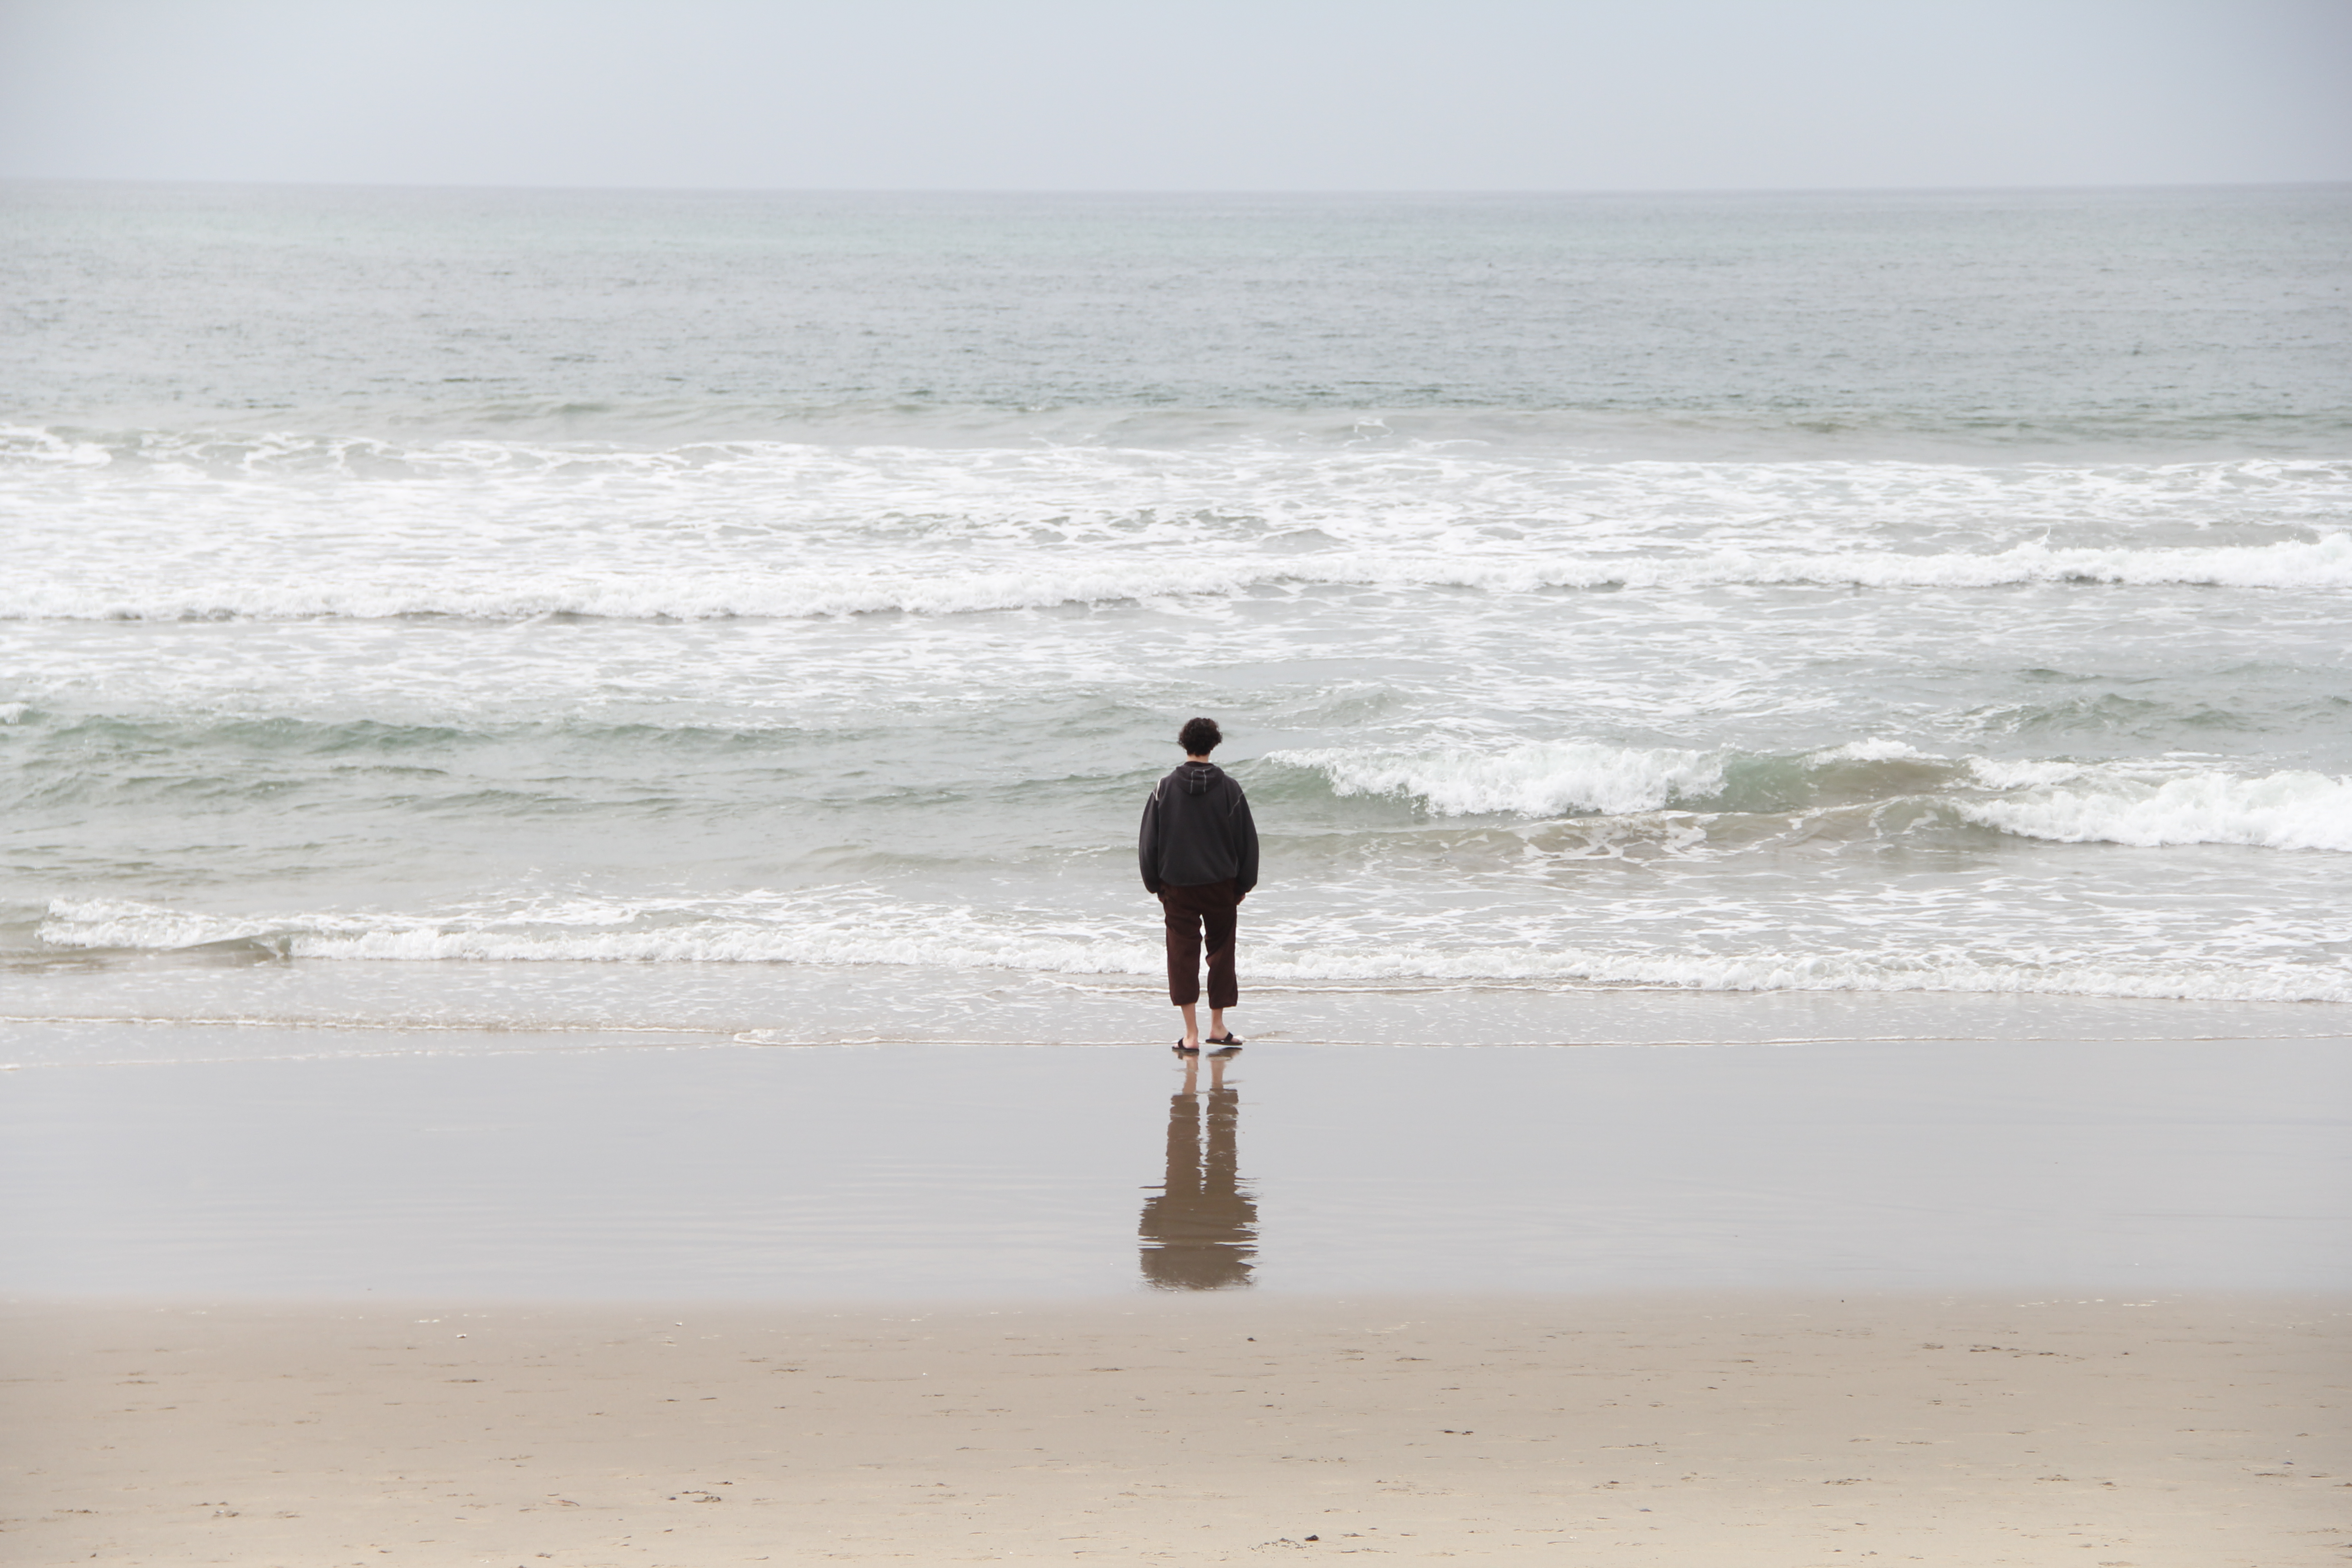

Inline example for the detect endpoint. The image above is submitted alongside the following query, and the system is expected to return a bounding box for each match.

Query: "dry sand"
[5,1293,2345,1566]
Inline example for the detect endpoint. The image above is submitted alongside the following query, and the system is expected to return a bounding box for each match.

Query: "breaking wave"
[1958,768,2352,853]
[1268,740,2352,851]
[1275,741,1727,818]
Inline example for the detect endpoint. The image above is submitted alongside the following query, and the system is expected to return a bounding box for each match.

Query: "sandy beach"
[6,1291,2344,1565]
[4,1021,2347,1562]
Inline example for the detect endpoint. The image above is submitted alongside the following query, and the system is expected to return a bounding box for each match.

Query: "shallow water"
[3,182,2348,1031]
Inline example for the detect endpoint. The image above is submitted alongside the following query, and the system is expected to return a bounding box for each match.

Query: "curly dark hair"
[1178,716,1223,755]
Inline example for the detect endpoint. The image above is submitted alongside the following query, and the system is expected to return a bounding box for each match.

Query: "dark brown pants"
[1158,879,1239,1009]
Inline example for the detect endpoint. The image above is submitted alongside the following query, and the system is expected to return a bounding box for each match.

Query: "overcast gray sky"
[2,0,2347,191]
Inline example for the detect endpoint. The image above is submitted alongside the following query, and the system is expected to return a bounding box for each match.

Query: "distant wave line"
[5,534,2347,622]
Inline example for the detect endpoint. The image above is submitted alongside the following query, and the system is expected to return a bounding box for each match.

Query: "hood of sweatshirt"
[1178,761,1221,795]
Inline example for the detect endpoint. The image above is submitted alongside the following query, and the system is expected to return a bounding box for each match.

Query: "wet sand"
[5,1031,2347,1299]
[6,1292,2345,1565]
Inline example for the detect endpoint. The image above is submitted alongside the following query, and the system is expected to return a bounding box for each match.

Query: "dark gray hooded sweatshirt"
[1138,761,1259,896]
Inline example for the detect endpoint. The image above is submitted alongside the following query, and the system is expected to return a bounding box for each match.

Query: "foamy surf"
[6,419,2350,623]
[33,890,2351,1005]
[4,534,2347,623]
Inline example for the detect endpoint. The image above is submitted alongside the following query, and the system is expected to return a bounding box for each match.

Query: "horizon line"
[5,175,2348,201]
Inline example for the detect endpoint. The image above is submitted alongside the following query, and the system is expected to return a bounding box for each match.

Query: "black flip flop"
[1205,1034,1244,1051]
[1173,1041,1200,1054]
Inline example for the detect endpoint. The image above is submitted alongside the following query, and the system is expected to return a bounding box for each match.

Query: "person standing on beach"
[1138,717,1259,1054]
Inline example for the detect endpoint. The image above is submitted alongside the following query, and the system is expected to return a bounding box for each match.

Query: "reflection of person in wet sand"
[1138,1051,1259,1290]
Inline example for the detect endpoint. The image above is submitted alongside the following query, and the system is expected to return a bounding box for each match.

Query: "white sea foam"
[5,425,2348,622]
[5,534,2347,622]
[1809,739,1933,763]
[38,893,2348,1003]
[34,898,372,951]
[1966,757,2088,789]
[1960,769,2352,853]
[1274,742,1725,817]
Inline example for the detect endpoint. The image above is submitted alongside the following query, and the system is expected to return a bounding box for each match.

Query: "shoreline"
[6,965,2346,1064]
[7,1290,2344,1565]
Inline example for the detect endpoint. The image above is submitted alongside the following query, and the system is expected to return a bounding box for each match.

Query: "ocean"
[5,181,2349,1066]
